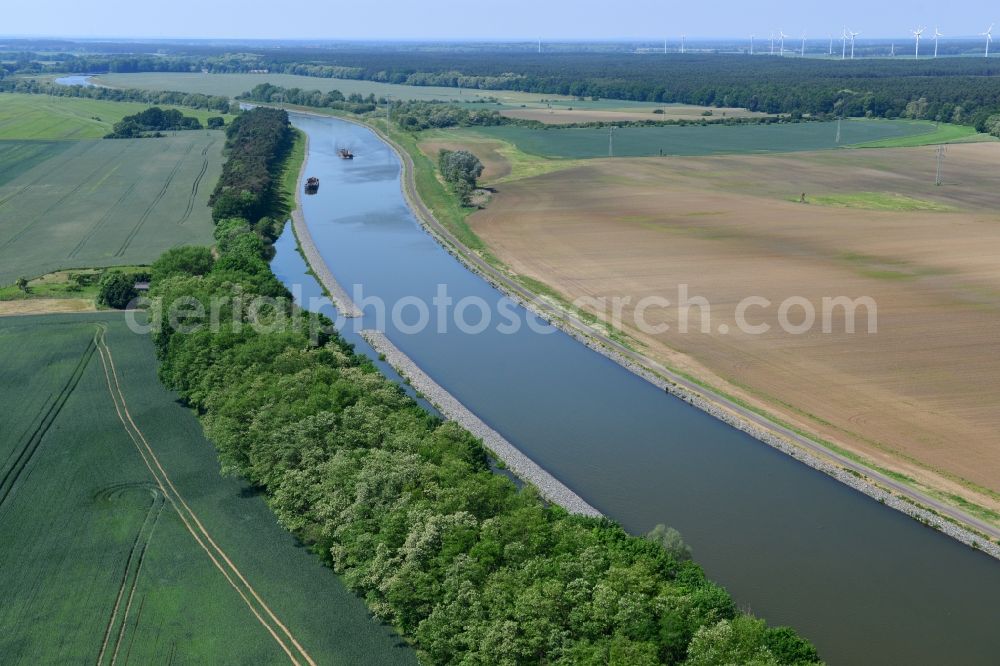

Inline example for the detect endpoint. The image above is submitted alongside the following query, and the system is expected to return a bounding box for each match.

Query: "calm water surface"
[271,113,1000,665]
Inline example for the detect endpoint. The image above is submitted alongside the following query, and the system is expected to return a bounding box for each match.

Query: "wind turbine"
[849,29,861,59]
[770,32,775,55]
[779,31,788,56]
[750,34,755,55]
[912,27,925,59]
[680,35,686,54]
[841,29,848,60]
[829,34,834,56]
[801,33,807,57]
[983,24,994,58]
[933,27,943,58]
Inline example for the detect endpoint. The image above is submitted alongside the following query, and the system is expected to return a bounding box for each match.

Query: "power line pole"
[386,94,391,129]
[935,145,946,186]
[609,126,616,157]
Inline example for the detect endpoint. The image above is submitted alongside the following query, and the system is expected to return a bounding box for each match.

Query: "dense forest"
[7,43,1000,126]
[143,106,820,663]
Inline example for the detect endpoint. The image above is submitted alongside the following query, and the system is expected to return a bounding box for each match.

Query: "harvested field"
[470,142,1000,513]
[0,132,222,285]
[0,298,95,315]
[0,313,414,664]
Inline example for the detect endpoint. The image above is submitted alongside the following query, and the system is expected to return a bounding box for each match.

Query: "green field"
[852,122,991,148]
[0,93,227,140]
[464,119,985,158]
[0,132,222,285]
[0,313,415,664]
[806,191,956,211]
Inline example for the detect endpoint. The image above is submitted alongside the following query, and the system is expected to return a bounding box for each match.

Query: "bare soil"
[470,143,1000,509]
[0,299,95,316]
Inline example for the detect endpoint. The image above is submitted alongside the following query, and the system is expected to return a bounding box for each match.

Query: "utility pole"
[935,145,946,186]
[609,126,616,157]
[386,94,391,130]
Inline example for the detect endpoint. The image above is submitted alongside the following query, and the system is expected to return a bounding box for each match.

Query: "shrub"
[98,270,137,309]
[151,246,215,283]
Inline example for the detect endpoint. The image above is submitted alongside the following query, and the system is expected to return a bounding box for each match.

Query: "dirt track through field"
[94,326,316,666]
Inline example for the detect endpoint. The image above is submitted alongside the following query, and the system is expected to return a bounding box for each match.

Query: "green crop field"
[0,132,221,285]
[464,119,985,158]
[0,313,415,665]
[0,93,227,140]
[0,140,73,186]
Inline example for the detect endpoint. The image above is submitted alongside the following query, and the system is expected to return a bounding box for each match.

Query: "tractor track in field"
[113,143,193,257]
[94,326,316,666]
[0,185,32,210]
[96,485,164,666]
[0,143,134,252]
[0,333,96,515]
[0,141,100,209]
[68,182,139,259]
[174,151,210,226]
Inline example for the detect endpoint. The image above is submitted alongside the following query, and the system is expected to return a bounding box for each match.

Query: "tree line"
[208,106,293,224]
[140,106,820,664]
[0,78,232,113]
[238,82,377,114]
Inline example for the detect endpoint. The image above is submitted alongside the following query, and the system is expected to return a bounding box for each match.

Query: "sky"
[2,0,996,41]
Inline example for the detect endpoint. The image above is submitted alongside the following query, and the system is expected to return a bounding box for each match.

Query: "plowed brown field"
[470,143,1000,512]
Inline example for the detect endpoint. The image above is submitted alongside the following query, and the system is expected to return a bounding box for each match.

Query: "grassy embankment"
[382,120,638,347]
[0,266,147,314]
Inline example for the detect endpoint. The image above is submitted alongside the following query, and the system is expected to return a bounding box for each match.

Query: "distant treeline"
[104,106,211,138]
[0,78,232,113]
[240,84,507,130]
[388,100,505,130]
[209,106,292,223]
[144,110,820,665]
[238,82,377,114]
[9,48,1000,127]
